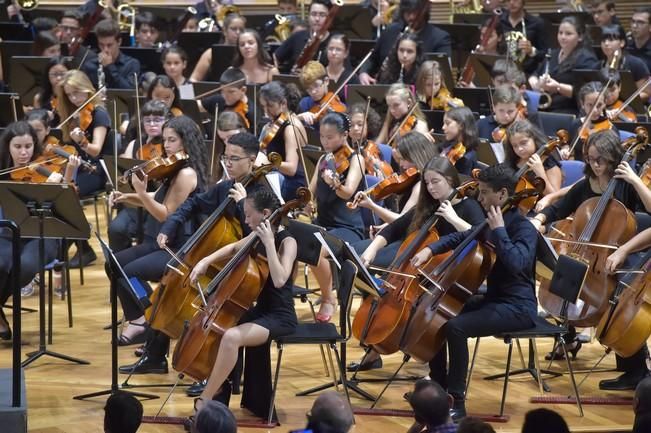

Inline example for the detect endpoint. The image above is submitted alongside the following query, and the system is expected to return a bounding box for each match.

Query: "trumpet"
[449,0,482,23]
[117,3,136,32]
[15,0,38,11]
[198,17,217,32]
[538,49,553,110]
[265,14,292,44]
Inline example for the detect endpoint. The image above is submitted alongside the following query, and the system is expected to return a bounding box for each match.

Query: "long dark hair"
[163,116,210,189]
[0,121,41,170]
[408,156,460,233]
[378,33,422,85]
[232,29,274,68]
[259,81,302,112]
[40,56,70,110]
[504,119,549,170]
[557,16,593,74]
[583,129,623,179]
[147,75,182,111]
[444,107,480,152]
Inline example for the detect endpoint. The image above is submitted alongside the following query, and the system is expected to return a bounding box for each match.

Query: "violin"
[292,0,343,71]
[446,142,466,165]
[136,138,164,161]
[9,160,61,183]
[539,128,649,327]
[171,188,311,381]
[429,87,464,111]
[119,151,189,185]
[232,100,250,129]
[170,107,183,117]
[361,139,394,179]
[347,167,419,209]
[260,112,289,152]
[308,91,347,121]
[579,115,614,141]
[322,144,353,178]
[608,100,637,123]
[43,137,95,172]
[351,178,479,352]
[147,154,283,338]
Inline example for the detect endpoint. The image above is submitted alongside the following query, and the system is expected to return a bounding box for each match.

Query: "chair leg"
[332,343,352,409]
[561,338,584,417]
[47,269,53,344]
[93,197,100,231]
[530,339,544,395]
[267,343,284,425]
[499,338,514,418]
[325,345,339,391]
[65,262,73,328]
[77,240,85,286]
[516,338,526,369]
[465,337,481,398]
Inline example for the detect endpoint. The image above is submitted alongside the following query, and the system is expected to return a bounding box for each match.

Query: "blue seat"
[619,130,635,141]
[377,143,393,164]
[560,160,585,188]
[360,175,381,229]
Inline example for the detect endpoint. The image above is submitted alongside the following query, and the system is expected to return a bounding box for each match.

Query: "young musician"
[477,85,523,143]
[349,156,485,372]
[411,163,540,421]
[600,24,650,100]
[135,11,161,49]
[80,19,141,90]
[199,68,253,130]
[529,16,600,115]
[531,130,651,363]
[258,81,308,201]
[591,1,619,27]
[499,0,548,74]
[34,56,69,123]
[309,112,366,322]
[121,100,169,160]
[504,119,562,196]
[274,0,335,73]
[603,69,639,123]
[162,46,190,88]
[359,0,451,85]
[56,70,111,267]
[55,9,83,49]
[415,60,463,111]
[377,33,422,86]
[107,116,209,346]
[120,132,262,375]
[441,107,480,176]
[376,84,429,146]
[232,29,279,85]
[297,61,346,127]
[627,7,651,72]
[0,121,80,334]
[324,33,359,102]
[190,187,298,412]
[347,102,392,180]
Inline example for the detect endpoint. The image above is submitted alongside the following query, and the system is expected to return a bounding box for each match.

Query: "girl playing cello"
[188,186,298,410]
[308,112,366,322]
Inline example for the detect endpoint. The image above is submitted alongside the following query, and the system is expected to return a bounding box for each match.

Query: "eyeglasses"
[585,155,610,166]
[49,72,66,79]
[220,155,248,163]
[143,117,166,125]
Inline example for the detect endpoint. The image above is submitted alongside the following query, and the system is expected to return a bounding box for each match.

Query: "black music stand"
[424,53,455,92]
[179,32,223,77]
[453,87,492,115]
[121,47,165,75]
[331,5,374,39]
[346,85,392,119]
[102,156,145,194]
[436,23,481,74]
[73,234,158,401]
[0,182,90,367]
[9,56,51,105]
[0,93,24,127]
[301,145,326,181]
[211,44,238,81]
[467,53,505,87]
[452,13,491,25]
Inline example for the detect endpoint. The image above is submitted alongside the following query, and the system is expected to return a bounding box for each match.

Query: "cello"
[146,154,282,339]
[351,179,480,354]
[538,128,649,327]
[400,184,543,362]
[171,188,311,380]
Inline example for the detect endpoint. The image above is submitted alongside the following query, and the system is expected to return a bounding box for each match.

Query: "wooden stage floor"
[0,208,640,433]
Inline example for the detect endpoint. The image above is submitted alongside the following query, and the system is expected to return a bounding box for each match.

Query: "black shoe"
[212,380,232,406]
[119,355,168,375]
[403,391,412,402]
[69,248,97,268]
[118,324,151,347]
[545,340,582,361]
[347,358,382,372]
[450,399,466,423]
[0,308,11,341]
[599,371,648,391]
[186,380,207,397]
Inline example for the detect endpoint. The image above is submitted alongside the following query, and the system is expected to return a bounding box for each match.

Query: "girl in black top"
[120,100,170,160]
[34,56,69,122]
[600,24,650,101]
[504,119,562,197]
[441,107,480,176]
[0,121,80,337]
[324,33,359,102]
[108,116,209,345]
[529,16,600,115]
[258,81,308,201]
[189,187,298,412]
[378,32,422,86]
[162,46,191,88]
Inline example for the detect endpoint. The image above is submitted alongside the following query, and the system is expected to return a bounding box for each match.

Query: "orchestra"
[5,1,651,430]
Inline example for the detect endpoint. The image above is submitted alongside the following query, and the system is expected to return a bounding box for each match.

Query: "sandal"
[316,298,337,323]
[118,322,150,347]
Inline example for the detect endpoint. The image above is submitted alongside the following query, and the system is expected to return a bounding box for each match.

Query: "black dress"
[263,119,307,201]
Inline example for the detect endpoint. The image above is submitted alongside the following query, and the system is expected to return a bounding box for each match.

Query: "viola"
[147,154,283,338]
[308,91,347,121]
[346,167,419,209]
[260,112,289,152]
[232,100,250,129]
[429,87,464,111]
[119,151,189,186]
[44,141,96,173]
[170,107,184,117]
[171,188,311,381]
[539,128,649,327]
[387,102,420,149]
[401,184,544,362]
[446,142,466,165]
[9,160,60,183]
[351,179,479,353]
[292,0,343,71]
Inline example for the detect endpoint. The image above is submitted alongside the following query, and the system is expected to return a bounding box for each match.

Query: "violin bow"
[134,72,143,159]
[354,96,379,226]
[386,98,419,148]
[211,105,219,180]
[193,78,247,100]
[315,50,374,119]
[10,94,18,122]
[286,111,311,189]
[55,85,106,130]
[568,77,614,156]
[612,76,651,119]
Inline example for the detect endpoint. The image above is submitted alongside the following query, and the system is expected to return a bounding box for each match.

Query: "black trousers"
[443,295,535,398]
[108,207,140,253]
[107,239,171,321]
[0,237,59,305]
[76,170,106,198]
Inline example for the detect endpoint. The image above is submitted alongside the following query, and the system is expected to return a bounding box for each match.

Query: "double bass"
[401,184,543,362]
[351,179,479,354]
[172,189,311,380]
[146,154,282,338]
[538,128,649,327]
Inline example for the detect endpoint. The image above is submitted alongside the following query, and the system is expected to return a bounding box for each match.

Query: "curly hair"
[163,116,210,189]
